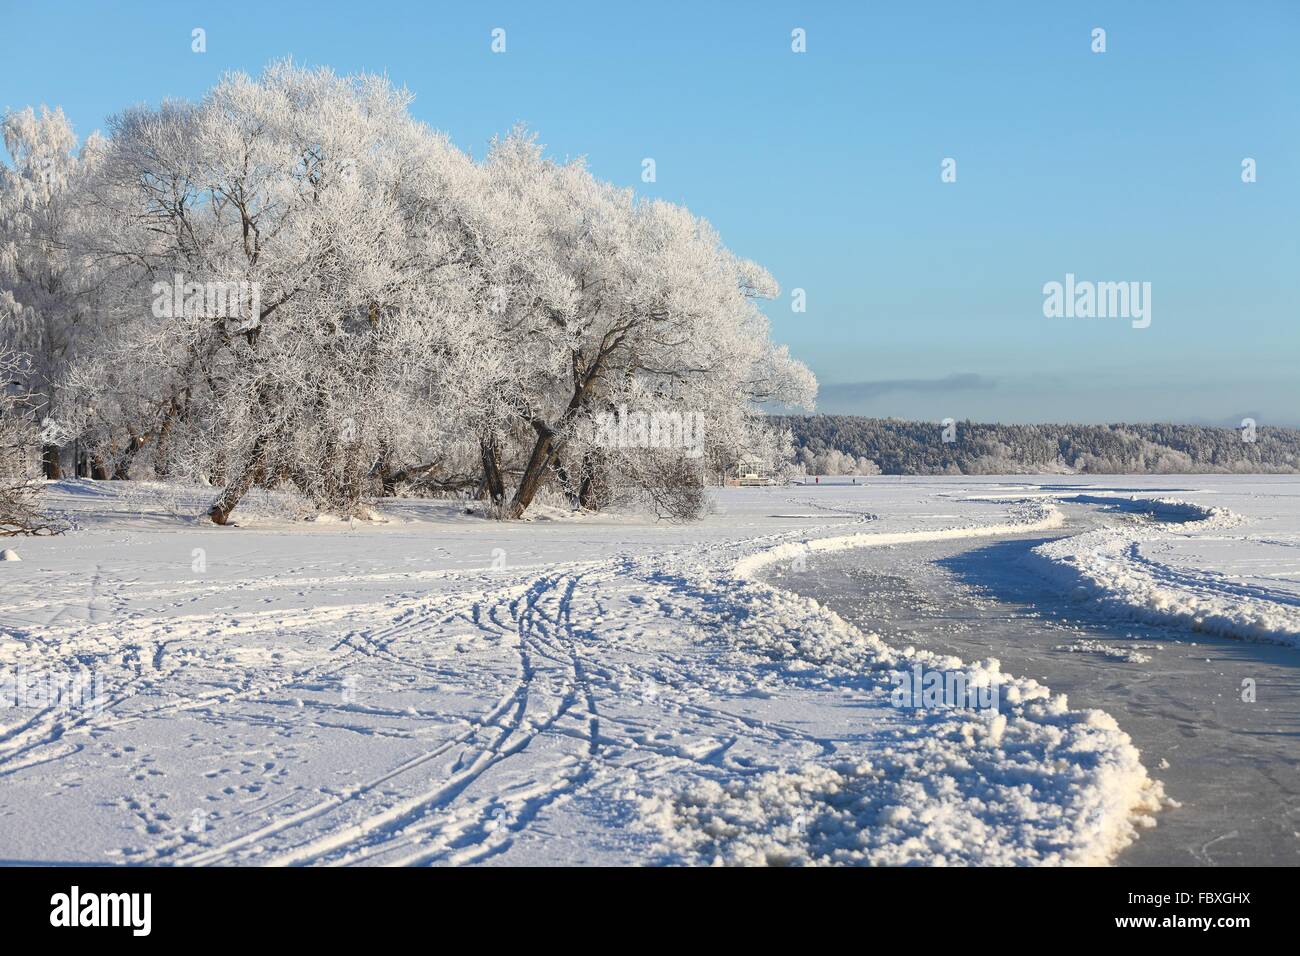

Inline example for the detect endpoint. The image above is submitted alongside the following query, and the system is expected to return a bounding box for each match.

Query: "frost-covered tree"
[79,64,478,521]
[6,63,817,524]
[0,106,104,478]
[461,138,815,518]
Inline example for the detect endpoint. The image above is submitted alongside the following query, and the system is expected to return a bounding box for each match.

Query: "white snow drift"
[1027,495,1300,648]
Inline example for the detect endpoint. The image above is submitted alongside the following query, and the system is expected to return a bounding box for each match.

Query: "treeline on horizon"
[777,415,1300,475]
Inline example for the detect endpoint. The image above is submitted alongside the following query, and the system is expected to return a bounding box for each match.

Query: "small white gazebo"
[728,455,776,486]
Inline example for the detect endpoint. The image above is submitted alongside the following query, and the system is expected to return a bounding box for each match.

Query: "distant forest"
[776,416,1300,476]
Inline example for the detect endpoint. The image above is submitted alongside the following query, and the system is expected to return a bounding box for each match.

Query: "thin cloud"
[818,373,997,402]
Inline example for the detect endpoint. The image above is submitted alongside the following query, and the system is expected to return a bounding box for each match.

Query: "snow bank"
[637,499,1167,866]
[1028,496,1300,648]
[732,500,1065,579]
[642,722,1163,866]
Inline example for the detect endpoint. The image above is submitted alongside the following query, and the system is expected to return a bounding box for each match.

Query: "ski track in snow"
[0,478,1296,865]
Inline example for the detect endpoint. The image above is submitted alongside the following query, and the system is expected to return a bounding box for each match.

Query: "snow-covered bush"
[798,446,880,476]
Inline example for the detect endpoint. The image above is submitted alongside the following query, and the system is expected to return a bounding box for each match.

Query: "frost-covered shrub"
[0,347,50,534]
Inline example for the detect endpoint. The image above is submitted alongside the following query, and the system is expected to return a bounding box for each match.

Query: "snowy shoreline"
[1024,496,1300,649]
[1,477,1296,866]
[642,498,1167,865]
[644,487,1300,864]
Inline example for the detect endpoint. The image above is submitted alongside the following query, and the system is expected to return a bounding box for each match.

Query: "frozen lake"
[769,502,1300,866]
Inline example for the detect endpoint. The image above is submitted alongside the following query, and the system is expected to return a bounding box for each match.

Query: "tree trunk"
[91,459,110,481]
[578,454,609,511]
[208,440,266,525]
[153,405,179,478]
[115,429,148,480]
[480,434,506,508]
[208,469,255,525]
[375,441,399,497]
[507,426,555,519]
[41,444,62,480]
[505,349,606,519]
[553,453,579,507]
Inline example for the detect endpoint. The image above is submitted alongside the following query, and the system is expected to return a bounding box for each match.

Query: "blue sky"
[3,0,1297,425]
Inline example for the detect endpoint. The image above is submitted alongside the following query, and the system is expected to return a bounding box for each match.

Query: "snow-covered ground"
[1,475,1296,866]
